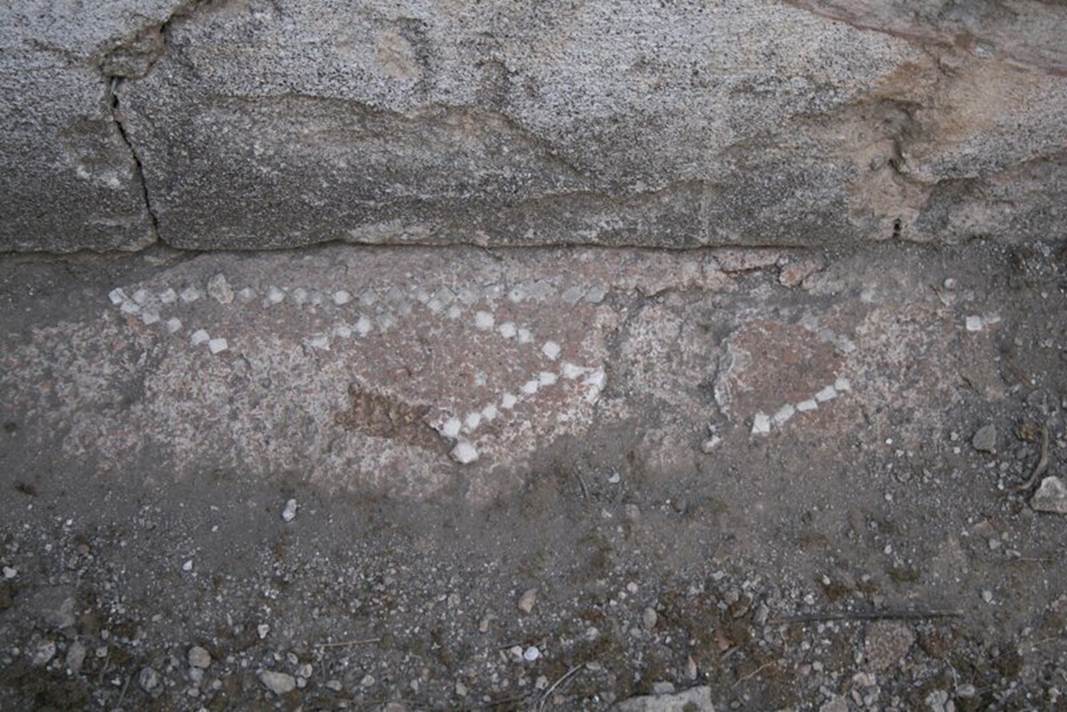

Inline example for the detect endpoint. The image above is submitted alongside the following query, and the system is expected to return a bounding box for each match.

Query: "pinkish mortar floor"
[1,240,1066,711]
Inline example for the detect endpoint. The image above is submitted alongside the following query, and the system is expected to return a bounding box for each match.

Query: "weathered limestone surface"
[2,0,1066,252]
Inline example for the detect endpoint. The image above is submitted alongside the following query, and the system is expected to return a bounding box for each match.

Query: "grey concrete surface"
[2,0,1066,252]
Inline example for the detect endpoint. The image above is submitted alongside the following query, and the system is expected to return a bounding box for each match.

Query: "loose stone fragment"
[451,441,479,464]
[1031,477,1067,514]
[517,588,537,614]
[972,424,996,453]
[752,413,771,435]
[260,670,296,695]
[188,645,212,669]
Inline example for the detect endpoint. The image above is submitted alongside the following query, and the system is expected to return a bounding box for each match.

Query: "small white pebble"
[481,404,498,421]
[451,441,479,464]
[2,566,16,579]
[165,318,182,333]
[237,287,255,301]
[180,287,201,303]
[814,385,837,402]
[141,311,160,326]
[773,404,795,426]
[796,399,818,412]
[208,338,228,354]
[334,325,352,338]
[306,334,330,350]
[583,369,605,388]
[464,412,482,431]
[561,363,586,379]
[965,315,983,332]
[120,301,140,314]
[257,624,270,639]
[500,393,518,410]
[332,290,352,306]
[182,559,193,572]
[474,311,495,330]
[191,329,210,346]
[834,377,851,392]
[523,646,541,662]
[498,322,517,338]
[355,316,372,336]
[701,436,722,453]
[538,371,558,386]
[267,287,285,304]
[521,380,540,395]
[752,413,771,435]
[542,341,561,360]
[291,288,308,305]
[441,418,462,438]
[517,328,533,343]
[132,288,149,304]
[108,288,128,305]
[281,499,297,523]
[159,288,177,303]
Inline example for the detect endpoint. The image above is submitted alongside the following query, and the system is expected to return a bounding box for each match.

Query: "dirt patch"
[334,383,445,454]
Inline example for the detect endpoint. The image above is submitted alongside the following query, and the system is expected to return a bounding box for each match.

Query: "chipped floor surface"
[1,241,1066,710]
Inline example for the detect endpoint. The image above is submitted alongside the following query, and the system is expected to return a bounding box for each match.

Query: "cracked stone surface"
[1,240,1066,709]
[3,0,1067,252]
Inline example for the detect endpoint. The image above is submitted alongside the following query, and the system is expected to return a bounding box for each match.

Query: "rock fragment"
[864,621,915,671]
[260,670,297,695]
[613,685,715,711]
[1031,476,1067,514]
[30,638,56,666]
[282,498,298,522]
[451,441,479,464]
[972,424,997,453]
[188,645,212,669]
[66,640,87,674]
[751,413,771,435]
[139,666,160,693]
[517,588,537,614]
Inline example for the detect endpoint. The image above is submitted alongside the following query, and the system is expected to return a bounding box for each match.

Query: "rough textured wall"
[1,0,1065,253]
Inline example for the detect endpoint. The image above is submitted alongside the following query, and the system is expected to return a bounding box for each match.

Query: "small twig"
[538,664,587,711]
[734,661,776,686]
[479,693,530,709]
[116,673,132,708]
[96,649,111,686]
[773,609,961,625]
[318,636,381,648]
[574,471,589,500]
[1012,423,1049,493]
[1022,637,1066,652]
[720,645,741,661]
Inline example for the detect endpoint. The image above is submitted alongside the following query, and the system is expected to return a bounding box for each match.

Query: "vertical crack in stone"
[106,77,160,239]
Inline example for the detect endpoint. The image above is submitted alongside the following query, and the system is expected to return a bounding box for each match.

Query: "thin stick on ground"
[1012,423,1049,493]
[773,609,962,625]
[463,692,530,710]
[734,661,776,686]
[318,636,382,648]
[538,663,587,711]
[574,470,589,500]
